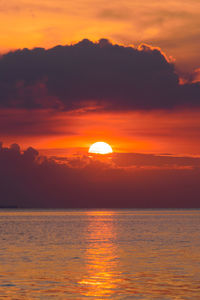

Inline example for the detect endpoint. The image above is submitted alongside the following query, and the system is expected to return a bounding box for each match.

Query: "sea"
[0,209,199,299]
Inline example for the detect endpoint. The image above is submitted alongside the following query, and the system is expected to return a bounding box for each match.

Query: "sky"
[1,0,200,208]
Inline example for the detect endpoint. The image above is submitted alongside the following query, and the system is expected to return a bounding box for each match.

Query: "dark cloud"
[0,39,200,111]
[112,152,200,169]
[0,142,200,208]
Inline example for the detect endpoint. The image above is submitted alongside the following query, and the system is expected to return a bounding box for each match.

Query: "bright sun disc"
[88,142,113,154]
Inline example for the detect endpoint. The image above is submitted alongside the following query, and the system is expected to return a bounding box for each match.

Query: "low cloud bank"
[0,143,200,208]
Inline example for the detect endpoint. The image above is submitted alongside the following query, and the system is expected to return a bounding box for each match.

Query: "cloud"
[97,8,131,20]
[0,109,74,136]
[112,152,200,169]
[0,142,200,208]
[0,39,200,111]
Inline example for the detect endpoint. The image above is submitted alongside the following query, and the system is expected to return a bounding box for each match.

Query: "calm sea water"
[0,210,200,299]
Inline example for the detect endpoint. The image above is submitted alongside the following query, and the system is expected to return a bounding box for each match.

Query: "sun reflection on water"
[79,211,121,298]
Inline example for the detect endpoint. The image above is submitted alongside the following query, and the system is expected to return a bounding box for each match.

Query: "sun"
[88,142,113,154]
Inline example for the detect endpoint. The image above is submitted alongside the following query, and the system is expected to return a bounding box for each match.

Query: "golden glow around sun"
[89,142,113,154]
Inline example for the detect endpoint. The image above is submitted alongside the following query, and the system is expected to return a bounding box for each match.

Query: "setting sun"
[88,142,113,154]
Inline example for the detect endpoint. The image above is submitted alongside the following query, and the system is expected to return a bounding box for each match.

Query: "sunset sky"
[1,0,200,208]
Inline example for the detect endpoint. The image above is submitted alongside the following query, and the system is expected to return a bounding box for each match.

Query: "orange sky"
[1,0,200,72]
[1,108,200,156]
[1,0,200,158]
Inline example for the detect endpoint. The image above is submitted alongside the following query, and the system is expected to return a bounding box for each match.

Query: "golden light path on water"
[78,211,121,298]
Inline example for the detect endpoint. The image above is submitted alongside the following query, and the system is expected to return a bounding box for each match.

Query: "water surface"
[0,209,199,299]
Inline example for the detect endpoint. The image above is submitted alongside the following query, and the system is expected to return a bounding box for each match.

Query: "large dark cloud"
[0,142,200,208]
[0,39,200,110]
